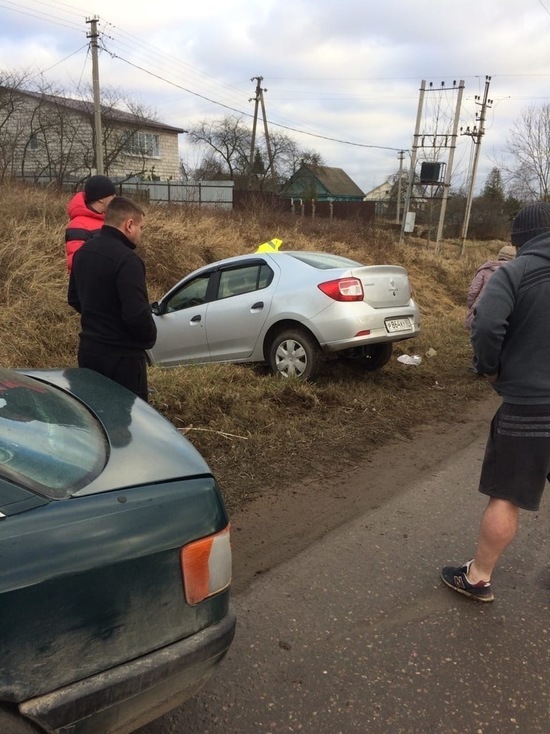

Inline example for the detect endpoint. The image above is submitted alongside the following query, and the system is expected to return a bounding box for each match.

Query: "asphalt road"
[140,425,549,734]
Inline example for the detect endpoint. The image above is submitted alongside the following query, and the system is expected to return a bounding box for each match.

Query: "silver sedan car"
[148,251,420,380]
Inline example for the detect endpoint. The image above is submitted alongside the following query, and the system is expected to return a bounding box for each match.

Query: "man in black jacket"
[68,196,157,401]
[441,202,550,602]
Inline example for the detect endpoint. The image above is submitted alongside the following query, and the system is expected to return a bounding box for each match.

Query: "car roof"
[189,250,362,274]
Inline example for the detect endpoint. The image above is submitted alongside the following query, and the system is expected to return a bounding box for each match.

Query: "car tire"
[0,708,45,734]
[343,342,393,372]
[269,329,321,380]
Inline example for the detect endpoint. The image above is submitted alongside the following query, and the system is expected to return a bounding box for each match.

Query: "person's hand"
[485,373,498,383]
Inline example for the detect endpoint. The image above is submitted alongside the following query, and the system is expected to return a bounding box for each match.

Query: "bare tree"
[187,116,251,184]
[504,103,550,201]
[0,70,34,180]
[186,115,323,190]
[97,86,160,181]
[1,70,167,186]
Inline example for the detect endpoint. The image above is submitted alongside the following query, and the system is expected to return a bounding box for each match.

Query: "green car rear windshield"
[0,370,106,498]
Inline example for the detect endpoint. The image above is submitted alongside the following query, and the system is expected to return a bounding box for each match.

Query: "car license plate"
[385,317,412,333]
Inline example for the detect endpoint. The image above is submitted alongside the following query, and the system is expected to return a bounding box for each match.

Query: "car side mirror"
[151,301,163,316]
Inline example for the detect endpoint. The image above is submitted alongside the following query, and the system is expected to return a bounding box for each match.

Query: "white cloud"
[1,0,550,192]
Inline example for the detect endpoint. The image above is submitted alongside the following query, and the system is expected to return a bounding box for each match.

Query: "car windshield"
[0,369,106,498]
[287,252,362,269]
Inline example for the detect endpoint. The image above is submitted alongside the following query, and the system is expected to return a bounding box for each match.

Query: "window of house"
[29,134,39,151]
[124,131,160,158]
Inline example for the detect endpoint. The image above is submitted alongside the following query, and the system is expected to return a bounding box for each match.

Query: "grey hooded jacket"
[471,232,550,404]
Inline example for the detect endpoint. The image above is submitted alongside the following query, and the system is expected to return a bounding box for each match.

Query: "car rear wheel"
[269,329,321,380]
[342,342,393,372]
[0,709,45,733]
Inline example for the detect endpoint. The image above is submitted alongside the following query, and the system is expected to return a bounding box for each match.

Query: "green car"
[0,367,236,734]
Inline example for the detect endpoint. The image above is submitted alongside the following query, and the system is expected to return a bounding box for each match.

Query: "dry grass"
[0,183,504,512]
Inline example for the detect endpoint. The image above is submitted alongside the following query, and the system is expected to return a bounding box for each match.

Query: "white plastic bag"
[397,354,422,366]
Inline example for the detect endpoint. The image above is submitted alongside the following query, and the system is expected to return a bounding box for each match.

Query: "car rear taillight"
[180,525,232,605]
[318,277,364,301]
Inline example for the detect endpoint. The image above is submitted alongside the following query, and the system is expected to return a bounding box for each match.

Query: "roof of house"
[363,181,393,200]
[285,164,365,197]
[6,88,184,134]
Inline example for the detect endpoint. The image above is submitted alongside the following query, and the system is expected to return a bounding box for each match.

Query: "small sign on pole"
[404,212,416,233]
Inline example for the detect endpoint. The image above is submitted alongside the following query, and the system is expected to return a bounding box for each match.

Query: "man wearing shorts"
[441,201,550,602]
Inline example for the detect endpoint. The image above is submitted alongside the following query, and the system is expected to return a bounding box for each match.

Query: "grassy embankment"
[0,184,502,511]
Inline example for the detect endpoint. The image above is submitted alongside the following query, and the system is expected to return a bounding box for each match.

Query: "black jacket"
[68,225,157,355]
[472,232,550,403]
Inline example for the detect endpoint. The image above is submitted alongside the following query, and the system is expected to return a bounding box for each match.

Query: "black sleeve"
[67,269,81,313]
[117,255,157,348]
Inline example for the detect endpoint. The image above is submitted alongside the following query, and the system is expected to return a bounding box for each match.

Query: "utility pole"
[435,80,464,254]
[248,78,261,189]
[460,76,493,255]
[86,16,104,175]
[259,85,277,191]
[401,79,464,252]
[248,77,277,191]
[400,80,425,244]
[396,150,405,224]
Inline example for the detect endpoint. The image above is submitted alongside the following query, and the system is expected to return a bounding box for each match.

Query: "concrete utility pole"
[460,76,493,255]
[248,77,277,190]
[396,150,405,224]
[400,80,425,244]
[86,16,104,175]
[401,79,465,252]
[435,80,464,254]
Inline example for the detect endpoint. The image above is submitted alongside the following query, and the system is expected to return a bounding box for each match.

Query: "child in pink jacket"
[465,245,516,331]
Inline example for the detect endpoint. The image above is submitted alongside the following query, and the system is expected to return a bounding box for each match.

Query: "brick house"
[0,87,184,184]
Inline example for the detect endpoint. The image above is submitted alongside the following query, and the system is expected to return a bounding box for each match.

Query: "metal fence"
[117,179,234,208]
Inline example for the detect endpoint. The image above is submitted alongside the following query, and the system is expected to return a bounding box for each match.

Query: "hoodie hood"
[515,230,550,262]
[67,191,104,223]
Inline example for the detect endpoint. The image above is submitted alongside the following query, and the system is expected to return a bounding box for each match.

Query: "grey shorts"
[479,403,550,511]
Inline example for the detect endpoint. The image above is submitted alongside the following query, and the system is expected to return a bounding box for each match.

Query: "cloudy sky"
[1,0,549,194]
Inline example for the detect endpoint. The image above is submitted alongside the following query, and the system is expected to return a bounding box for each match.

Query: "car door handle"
[251,301,264,310]
[190,314,202,323]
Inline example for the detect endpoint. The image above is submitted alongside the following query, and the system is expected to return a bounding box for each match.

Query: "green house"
[282,164,365,202]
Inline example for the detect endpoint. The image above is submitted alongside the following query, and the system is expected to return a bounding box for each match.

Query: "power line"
[1,1,403,152]
[109,51,404,152]
[26,43,89,80]
[0,0,82,32]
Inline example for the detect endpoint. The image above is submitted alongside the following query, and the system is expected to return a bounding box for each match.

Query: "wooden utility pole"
[86,16,104,175]
[460,76,493,255]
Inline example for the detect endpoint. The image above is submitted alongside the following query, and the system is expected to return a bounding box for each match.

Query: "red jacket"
[65,192,105,272]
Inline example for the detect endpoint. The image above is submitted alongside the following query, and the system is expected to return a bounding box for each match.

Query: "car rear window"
[0,369,106,498]
[287,252,362,269]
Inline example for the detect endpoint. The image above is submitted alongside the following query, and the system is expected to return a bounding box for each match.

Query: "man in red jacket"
[65,174,116,272]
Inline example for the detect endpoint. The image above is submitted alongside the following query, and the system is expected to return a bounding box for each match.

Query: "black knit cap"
[84,174,116,203]
[511,202,550,248]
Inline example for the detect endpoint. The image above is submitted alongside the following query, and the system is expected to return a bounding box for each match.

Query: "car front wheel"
[269,329,321,380]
